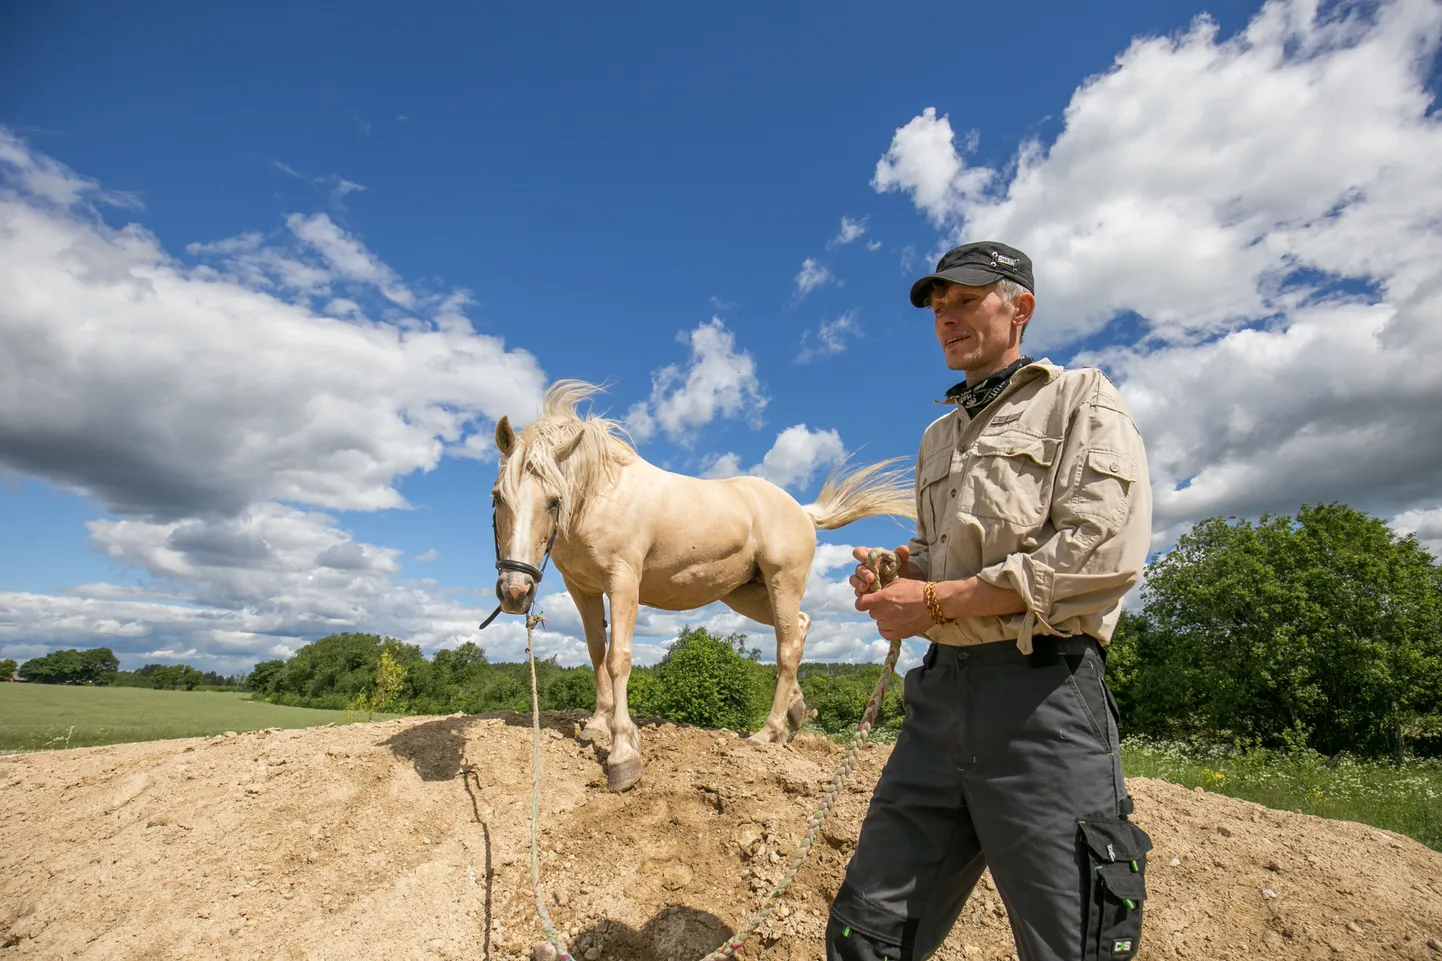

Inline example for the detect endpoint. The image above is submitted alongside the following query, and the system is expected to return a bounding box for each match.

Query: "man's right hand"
[849,545,912,598]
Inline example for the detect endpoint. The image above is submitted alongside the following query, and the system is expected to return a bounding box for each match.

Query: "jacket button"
[1035,505,1045,515]
[949,488,957,496]
[940,534,948,542]
[1110,461,1121,473]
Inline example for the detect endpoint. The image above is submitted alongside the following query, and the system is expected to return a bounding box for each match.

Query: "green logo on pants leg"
[1113,939,1133,953]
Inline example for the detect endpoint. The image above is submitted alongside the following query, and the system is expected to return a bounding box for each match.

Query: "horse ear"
[495,416,516,457]
[554,431,585,462]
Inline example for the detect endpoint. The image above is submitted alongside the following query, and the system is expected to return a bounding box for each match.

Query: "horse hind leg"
[719,582,812,745]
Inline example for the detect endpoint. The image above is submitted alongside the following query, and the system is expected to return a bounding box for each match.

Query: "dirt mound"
[2,712,1440,960]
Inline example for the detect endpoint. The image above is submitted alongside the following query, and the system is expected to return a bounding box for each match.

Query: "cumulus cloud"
[0,130,562,672]
[702,424,846,491]
[873,0,1442,348]
[796,310,863,364]
[793,258,836,298]
[624,317,768,445]
[0,129,548,522]
[875,0,1442,547]
[827,216,868,249]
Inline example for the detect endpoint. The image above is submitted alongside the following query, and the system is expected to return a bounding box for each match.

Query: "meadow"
[1122,736,1442,851]
[0,683,393,752]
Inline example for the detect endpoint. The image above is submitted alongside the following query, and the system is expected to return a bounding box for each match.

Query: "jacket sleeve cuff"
[977,554,1058,653]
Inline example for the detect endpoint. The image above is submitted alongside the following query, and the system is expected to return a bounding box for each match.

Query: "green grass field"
[1121,736,1442,852]
[0,684,394,752]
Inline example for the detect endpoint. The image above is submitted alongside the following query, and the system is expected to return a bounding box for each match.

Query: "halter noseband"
[478,493,560,630]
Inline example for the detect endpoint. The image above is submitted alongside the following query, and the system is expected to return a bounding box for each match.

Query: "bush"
[641,627,772,732]
[799,664,905,735]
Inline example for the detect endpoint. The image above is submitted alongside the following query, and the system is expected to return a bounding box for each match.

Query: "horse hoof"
[746,731,781,749]
[578,723,610,746]
[606,758,644,792]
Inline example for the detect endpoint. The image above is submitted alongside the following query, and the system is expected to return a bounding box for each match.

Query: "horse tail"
[802,455,916,530]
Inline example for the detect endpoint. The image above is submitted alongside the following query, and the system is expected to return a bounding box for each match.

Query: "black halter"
[478,493,560,630]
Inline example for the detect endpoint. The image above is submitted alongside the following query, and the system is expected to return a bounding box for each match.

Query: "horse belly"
[638,555,753,612]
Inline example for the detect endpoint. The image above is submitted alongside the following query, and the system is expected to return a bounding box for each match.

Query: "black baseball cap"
[909,241,1034,308]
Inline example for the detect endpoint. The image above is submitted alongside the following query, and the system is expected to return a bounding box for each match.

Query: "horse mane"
[497,379,638,532]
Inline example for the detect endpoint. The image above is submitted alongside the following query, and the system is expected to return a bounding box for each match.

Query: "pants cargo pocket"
[1077,817,1152,960]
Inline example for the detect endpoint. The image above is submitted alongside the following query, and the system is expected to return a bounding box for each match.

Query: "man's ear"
[495,416,516,457]
[1012,292,1036,327]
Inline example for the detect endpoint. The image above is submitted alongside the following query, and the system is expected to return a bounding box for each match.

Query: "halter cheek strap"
[479,502,560,630]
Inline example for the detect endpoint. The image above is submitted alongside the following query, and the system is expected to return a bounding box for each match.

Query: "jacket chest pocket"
[955,433,1060,526]
[917,452,954,579]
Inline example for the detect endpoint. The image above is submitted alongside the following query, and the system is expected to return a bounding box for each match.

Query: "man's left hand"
[855,578,934,642]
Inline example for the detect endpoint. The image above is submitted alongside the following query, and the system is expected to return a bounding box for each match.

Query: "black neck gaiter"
[944,356,1033,418]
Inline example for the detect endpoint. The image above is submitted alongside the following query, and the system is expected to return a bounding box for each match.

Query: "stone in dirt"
[0,707,1439,961]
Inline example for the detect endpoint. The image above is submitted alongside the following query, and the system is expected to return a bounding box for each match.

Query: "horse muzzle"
[496,571,537,614]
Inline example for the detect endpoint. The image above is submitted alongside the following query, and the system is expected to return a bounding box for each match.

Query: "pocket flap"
[918,449,952,488]
[973,434,1056,468]
[1079,818,1153,862]
[1095,861,1147,901]
[1086,449,1136,483]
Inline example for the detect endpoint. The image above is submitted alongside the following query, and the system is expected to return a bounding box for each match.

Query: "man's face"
[929,281,1030,374]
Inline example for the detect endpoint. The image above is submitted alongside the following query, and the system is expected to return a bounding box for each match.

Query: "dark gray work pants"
[827,638,1152,961]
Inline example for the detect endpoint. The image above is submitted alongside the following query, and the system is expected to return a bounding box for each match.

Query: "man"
[827,242,1154,961]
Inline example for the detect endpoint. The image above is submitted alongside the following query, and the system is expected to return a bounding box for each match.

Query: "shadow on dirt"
[380,709,753,784]
[563,904,736,961]
[380,710,598,781]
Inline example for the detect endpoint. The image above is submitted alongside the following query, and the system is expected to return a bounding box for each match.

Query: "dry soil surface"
[3,711,1441,961]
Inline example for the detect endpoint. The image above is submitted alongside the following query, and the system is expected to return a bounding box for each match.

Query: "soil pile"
[3,711,1440,960]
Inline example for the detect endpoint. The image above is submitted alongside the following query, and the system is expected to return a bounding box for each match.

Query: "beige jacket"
[908,359,1152,653]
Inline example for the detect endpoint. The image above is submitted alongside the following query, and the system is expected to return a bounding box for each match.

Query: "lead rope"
[522,550,903,961]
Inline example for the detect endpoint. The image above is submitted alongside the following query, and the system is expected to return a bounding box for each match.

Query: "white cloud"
[624,317,768,445]
[793,258,836,298]
[796,309,863,364]
[0,128,548,521]
[286,213,412,306]
[875,0,1442,549]
[873,0,1442,349]
[873,107,991,228]
[827,216,868,249]
[0,129,142,210]
[1391,507,1442,562]
[414,548,439,562]
[702,424,846,491]
[271,160,368,208]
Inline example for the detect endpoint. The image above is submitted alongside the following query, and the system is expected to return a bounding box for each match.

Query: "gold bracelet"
[923,582,952,624]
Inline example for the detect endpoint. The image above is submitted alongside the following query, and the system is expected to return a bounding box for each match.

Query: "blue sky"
[3,0,1441,674]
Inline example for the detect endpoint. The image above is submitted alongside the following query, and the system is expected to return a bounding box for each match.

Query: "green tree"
[246,659,285,693]
[0,658,16,681]
[1114,503,1442,758]
[799,664,906,735]
[640,626,772,731]
[18,647,117,684]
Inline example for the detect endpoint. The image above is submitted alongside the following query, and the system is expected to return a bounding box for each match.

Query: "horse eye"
[547,497,560,510]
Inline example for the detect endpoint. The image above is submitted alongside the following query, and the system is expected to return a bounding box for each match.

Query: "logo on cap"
[992,252,1019,268]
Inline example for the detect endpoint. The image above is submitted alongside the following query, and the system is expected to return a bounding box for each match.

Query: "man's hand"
[848,546,911,598]
[855,576,933,642]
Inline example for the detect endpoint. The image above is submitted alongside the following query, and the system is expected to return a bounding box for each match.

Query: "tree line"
[245,627,907,737]
[9,648,245,690]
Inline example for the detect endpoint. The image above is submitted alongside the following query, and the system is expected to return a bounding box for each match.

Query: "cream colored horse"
[489,380,915,791]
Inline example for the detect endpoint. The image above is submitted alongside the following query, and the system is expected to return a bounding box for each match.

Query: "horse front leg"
[567,584,613,745]
[603,577,644,791]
